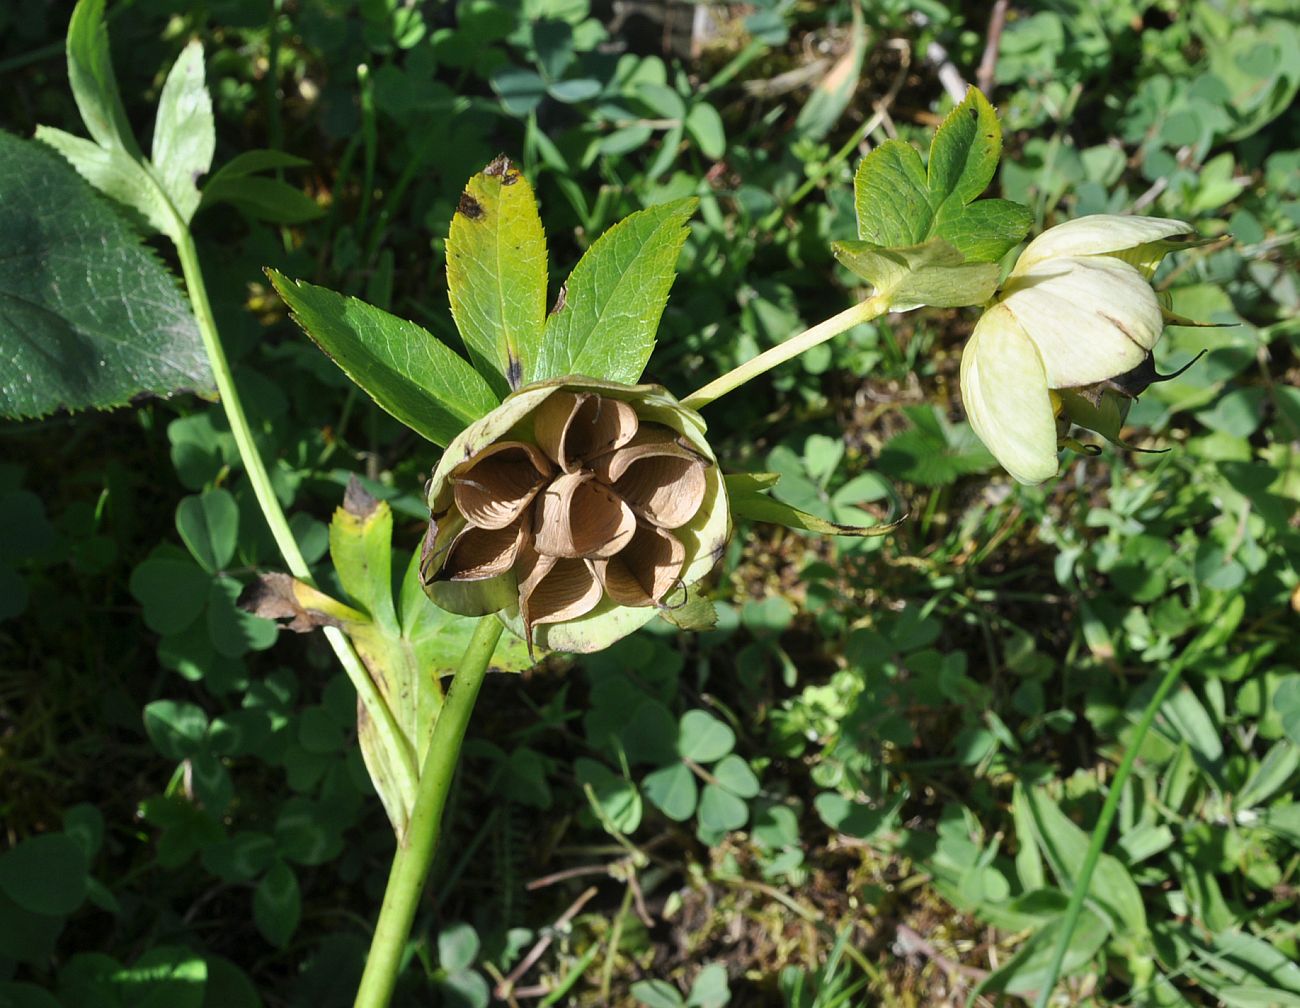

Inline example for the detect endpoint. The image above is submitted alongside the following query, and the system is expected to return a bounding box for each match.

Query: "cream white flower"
[960,214,1195,484]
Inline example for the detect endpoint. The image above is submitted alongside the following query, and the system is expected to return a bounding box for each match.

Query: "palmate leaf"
[852,87,1032,266]
[40,1,217,239]
[0,131,211,419]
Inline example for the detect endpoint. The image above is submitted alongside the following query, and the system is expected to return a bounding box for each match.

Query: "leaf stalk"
[173,226,418,800]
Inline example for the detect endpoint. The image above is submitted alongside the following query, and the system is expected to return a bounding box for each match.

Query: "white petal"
[1000,256,1163,388]
[1012,214,1192,275]
[961,304,1060,485]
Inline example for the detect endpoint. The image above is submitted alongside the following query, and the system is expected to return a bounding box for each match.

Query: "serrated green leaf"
[726,473,901,537]
[535,198,696,384]
[65,0,138,155]
[329,487,399,637]
[244,501,534,838]
[50,0,191,239]
[853,139,930,247]
[927,85,1001,206]
[151,41,214,223]
[932,197,1035,264]
[852,88,1031,266]
[832,238,1000,309]
[267,271,498,446]
[0,132,211,419]
[397,550,533,679]
[446,157,548,395]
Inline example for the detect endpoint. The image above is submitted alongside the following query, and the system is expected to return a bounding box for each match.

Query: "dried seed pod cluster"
[420,379,730,653]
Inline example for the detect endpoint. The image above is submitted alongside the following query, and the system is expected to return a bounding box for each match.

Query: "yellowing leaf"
[446,155,548,395]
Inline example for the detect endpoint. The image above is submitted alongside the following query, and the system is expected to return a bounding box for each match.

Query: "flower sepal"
[1056,350,1207,453]
[832,237,1001,311]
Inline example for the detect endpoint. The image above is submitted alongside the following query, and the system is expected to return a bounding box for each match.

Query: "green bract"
[960,214,1196,485]
[420,377,730,654]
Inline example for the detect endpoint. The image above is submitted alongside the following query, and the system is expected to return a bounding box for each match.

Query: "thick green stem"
[353,616,505,1008]
[681,294,888,410]
[1030,659,1185,1008]
[172,229,418,797]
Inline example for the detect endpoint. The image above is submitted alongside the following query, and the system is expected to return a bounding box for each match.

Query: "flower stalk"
[682,294,889,410]
[352,616,504,1008]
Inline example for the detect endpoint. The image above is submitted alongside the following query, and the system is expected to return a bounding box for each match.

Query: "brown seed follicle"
[419,379,730,654]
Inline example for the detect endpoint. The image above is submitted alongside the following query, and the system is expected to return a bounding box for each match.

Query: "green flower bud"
[961,214,1196,484]
[419,377,730,654]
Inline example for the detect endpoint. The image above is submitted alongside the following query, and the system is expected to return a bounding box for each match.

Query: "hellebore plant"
[19,5,1214,1004]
